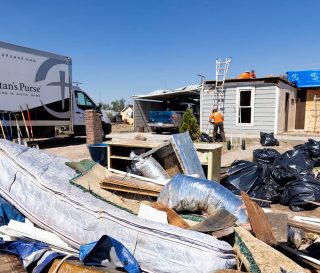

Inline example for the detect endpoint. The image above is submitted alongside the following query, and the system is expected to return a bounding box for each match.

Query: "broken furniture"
[194,142,222,181]
[106,134,222,181]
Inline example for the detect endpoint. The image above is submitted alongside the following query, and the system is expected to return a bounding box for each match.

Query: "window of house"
[236,87,255,126]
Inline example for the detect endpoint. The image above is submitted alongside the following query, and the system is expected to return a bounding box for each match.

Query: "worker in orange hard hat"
[238,70,256,79]
[209,108,226,142]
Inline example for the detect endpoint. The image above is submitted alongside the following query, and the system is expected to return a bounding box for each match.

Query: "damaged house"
[200,77,297,135]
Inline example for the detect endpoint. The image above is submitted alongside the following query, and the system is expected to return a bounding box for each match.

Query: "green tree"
[111,98,126,112]
[99,98,126,111]
[179,108,200,141]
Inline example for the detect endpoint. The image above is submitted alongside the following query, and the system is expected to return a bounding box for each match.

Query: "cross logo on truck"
[35,58,69,119]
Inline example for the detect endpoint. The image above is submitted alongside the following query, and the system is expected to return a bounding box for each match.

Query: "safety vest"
[210,112,224,124]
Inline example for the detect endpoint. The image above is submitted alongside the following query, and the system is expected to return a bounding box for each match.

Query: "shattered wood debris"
[241,192,277,245]
[234,226,308,273]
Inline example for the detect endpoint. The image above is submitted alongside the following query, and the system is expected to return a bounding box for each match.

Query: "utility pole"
[197,74,206,85]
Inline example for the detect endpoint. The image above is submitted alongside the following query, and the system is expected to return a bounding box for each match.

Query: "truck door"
[73,90,96,125]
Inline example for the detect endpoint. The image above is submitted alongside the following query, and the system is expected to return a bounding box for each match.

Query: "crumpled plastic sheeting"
[158,174,248,225]
[0,140,236,273]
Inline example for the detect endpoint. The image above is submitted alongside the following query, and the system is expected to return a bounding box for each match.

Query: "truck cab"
[72,86,111,136]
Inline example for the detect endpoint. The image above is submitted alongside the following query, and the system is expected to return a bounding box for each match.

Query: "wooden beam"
[234,226,308,273]
[241,192,277,245]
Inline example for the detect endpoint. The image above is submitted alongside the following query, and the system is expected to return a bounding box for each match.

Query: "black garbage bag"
[294,139,320,166]
[280,174,320,211]
[200,133,212,143]
[249,176,281,204]
[226,160,280,202]
[253,148,280,165]
[274,149,314,174]
[260,132,279,146]
[226,160,263,194]
[271,165,298,186]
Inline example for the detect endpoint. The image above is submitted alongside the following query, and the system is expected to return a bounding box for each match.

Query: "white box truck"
[0,41,111,138]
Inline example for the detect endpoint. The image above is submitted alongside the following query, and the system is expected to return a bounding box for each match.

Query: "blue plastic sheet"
[287,70,320,88]
[0,196,25,226]
[80,235,141,273]
[0,239,61,273]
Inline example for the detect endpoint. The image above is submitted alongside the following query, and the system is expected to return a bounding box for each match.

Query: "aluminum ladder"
[213,57,231,112]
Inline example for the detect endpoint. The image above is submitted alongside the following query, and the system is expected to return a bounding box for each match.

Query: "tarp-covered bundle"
[0,140,236,273]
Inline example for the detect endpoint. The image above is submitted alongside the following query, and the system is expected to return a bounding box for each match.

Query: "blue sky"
[1,0,320,104]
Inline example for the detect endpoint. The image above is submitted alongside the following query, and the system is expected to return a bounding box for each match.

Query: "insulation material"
[0,140,236,273]
[158,174,248,225]
[132,156,170,180]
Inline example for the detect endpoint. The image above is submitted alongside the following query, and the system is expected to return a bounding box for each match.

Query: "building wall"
[277,82,296,133]
[201,82,278,135]
[305,88,320,132]
[133,100,163,132]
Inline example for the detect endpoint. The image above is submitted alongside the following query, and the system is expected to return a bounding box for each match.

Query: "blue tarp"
[0,196,25,226]
[0,239,62,273]
[80,235,141,273]
[287,70,320,88]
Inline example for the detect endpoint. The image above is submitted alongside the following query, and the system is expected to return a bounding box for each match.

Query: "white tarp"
[0,140,236,273]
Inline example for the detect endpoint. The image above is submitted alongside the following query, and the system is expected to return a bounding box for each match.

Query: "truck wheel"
[227,140,231,150]
[155,128,162,134]
[241,140,246,150]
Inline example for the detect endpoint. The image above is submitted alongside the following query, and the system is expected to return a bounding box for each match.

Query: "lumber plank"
[234,226,309,273]
[241,192,277,245]
[288,218,320,234]
[188,208,236,233]
[151,202,190,228]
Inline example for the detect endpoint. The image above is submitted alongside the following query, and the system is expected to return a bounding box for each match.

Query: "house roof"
[132,85,201,101]
[120,105,133,113]
[204,76,293,86]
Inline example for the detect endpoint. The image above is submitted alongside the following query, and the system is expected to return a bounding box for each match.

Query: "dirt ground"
[42,126,309,166]
[110,123,134,133]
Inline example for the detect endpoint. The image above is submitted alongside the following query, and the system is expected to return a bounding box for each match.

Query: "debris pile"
[0,134,320,272]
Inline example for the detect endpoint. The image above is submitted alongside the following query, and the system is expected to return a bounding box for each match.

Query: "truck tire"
[102,122,112,135]
[155,128,163,134]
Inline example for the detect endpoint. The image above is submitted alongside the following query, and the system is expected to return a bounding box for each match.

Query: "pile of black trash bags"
[225,139,320,211]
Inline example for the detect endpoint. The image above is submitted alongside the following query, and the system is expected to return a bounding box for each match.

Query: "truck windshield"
[75,91,95,110]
